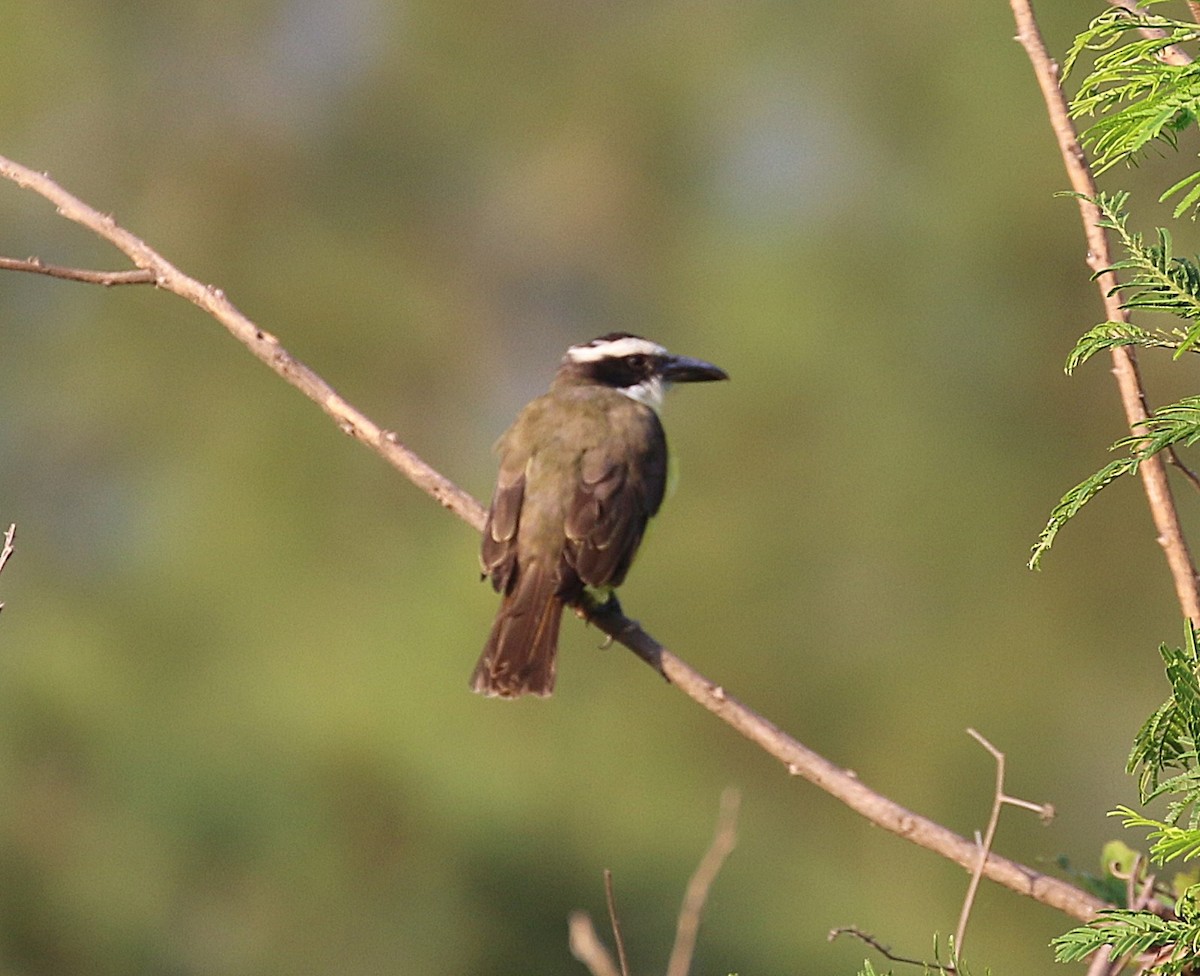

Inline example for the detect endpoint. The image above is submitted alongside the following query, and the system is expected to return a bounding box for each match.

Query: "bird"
[471,332,728,698]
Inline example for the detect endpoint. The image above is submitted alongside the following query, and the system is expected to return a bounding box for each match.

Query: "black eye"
[626,355,646,371]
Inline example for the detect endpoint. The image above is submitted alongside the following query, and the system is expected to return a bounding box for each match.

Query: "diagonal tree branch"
[0,157,483,533]
[0,153,1108,923]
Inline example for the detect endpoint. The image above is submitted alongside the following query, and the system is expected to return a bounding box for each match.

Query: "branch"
[0,522,14,614]
[593,611,1106,921]
[568,912,622,976]
[603,870,631,976]
[1009,0,1200,627]
[0,155,1109,924]
[955,729,1055,963]
[0,523,14,576]
[1083,945,1119,976]
[572,791,739,976]
[828,926,936,971]
[0,256,155,285]
[1167,448,1200,495]
[1105,0,1195,66]
[665,787,740,976]
[0,157,483,533]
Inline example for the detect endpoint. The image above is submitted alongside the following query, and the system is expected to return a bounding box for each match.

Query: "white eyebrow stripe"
[566,336,667,363]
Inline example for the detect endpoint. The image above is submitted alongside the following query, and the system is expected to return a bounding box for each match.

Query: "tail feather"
[471,565,563,697]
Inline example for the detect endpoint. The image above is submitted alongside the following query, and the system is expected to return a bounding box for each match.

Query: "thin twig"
[0,156,1111,924]
[665,788,741,976]
[604,870,631,976]
[956,729,1055,962]
[0,523,13,614]
[572,791,739,976]
[955,728,1006,962]
[569,912,622,976]
[1167,448,1200,495]
[1010,0,1200,627]
[0,256,155,285]
[0,523,14,576]
[828,926,935,970]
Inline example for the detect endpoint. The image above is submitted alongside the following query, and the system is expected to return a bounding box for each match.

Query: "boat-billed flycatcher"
[471,332,727,698]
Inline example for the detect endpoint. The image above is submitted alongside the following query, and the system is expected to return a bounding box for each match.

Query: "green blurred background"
[3,1,1198,973]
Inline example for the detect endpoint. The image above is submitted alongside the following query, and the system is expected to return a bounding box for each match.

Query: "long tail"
[470,564,563,698]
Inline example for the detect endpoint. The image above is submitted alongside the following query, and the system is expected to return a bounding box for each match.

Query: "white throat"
[620,375,666,413]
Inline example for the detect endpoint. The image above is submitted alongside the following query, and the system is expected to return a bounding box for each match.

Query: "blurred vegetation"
[2,1,1198,973]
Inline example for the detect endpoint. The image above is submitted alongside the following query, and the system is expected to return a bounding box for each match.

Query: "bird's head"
[559,333,728,412]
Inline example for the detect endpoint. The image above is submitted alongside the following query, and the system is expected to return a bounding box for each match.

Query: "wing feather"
[563,416,667,588]
[481,461,526,594]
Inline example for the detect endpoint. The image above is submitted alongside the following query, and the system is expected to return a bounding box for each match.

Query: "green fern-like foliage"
[1065,1,1200,202]
[1065,322,1191,374]
[1053,627,1200,973]
[1029,396,1200,568]
[1088,192,1200,347]
[1029,194,1200,568]
[1129,626,1200,827]
[1054,911,1198,973]
[1028,455,1139,569]
[1112,807,1200,864]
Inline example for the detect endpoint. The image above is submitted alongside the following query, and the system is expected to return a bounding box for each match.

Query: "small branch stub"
[0,256,155,286]
[0,522,15,613]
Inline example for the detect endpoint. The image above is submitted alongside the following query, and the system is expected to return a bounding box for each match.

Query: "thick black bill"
[661,355,729,383]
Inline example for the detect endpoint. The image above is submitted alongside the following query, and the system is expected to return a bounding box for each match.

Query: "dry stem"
[573,790,740,976]
[603,870,631,976]
[569,913,622,976]
[0,523,14,614]
[828,927,934,970]
[665,787,740,976]
[0,524,14,576]
[955,729,1055,963]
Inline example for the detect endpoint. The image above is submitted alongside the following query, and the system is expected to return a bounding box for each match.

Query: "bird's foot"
[594,597,642,650]
[574,592,637,648]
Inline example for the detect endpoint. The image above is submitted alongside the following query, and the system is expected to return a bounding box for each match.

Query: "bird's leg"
[576,589,638,647]
[572,590,668,682]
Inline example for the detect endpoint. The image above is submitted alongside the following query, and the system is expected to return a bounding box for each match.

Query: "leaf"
[1065,322,1182,374]
[1028,455,1139,569]
[1064,5,1200,179]
[1054,912,1196,972]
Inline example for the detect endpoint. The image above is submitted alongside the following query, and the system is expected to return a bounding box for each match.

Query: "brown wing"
[562,417,667,589]
[480,458,526,595]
